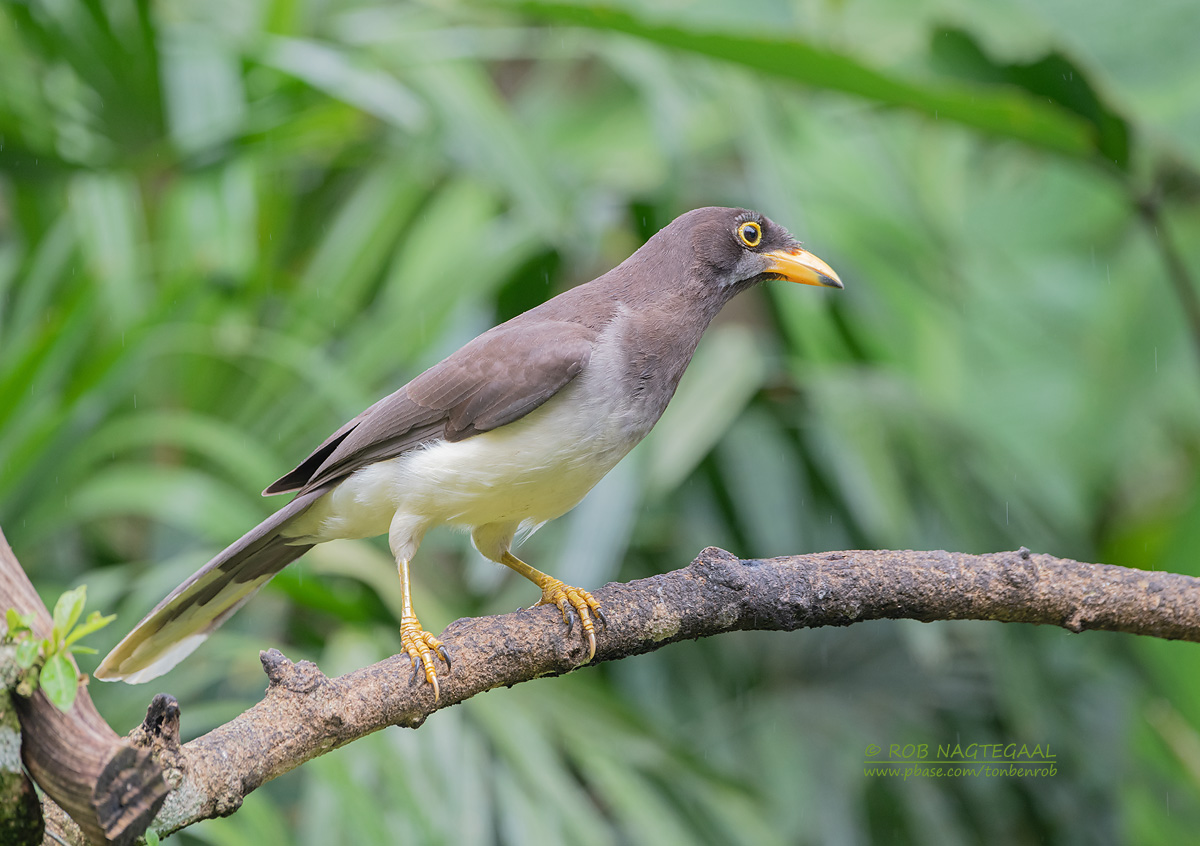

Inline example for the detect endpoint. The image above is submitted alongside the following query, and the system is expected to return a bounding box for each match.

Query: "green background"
[3,0,1200,843]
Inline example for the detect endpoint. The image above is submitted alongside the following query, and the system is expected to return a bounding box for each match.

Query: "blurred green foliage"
[2,0,1200,843]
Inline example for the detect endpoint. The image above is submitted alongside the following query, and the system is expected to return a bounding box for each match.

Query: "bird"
[95,207,842,698]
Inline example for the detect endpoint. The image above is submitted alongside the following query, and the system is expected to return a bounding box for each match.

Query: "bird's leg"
[500,551,604,662]
[396,555,450,700]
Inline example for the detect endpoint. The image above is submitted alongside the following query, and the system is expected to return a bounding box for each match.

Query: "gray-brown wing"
[268,320,596,496]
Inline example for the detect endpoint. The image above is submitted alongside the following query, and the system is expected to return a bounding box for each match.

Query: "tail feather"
[95,488,327,683]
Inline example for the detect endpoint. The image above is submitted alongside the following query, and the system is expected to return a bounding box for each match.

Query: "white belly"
[286,364,650,548]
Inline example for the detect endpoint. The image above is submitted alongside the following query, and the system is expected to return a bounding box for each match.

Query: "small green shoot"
[3,585,116,712]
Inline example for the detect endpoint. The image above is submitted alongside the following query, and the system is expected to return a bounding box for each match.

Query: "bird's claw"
[400,618,449,701]
[536,579,603,663]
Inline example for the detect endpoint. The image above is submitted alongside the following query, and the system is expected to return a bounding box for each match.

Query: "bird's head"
[682,206,843,295]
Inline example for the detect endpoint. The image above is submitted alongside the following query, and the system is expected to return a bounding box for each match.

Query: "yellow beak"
[763,246,843,289]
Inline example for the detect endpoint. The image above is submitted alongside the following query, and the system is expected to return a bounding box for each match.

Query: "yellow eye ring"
[737,221,762,248]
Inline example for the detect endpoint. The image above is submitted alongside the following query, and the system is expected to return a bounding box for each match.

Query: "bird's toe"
[536,579,602,663]
[399,618,449,701]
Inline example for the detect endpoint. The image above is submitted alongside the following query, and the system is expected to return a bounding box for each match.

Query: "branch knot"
[261,649,327,694]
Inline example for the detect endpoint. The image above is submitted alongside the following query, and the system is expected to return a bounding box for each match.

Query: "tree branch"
[141,545,1200,836]
[0,529,169,846]
[5,537,1199,839]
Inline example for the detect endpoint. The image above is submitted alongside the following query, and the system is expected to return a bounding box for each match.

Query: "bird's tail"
[94,488,327,683]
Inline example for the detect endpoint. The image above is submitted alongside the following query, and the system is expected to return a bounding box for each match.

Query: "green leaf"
[14,638,41,669]
[295,157,430,327]
[159,29,248,155]
[63,610,117,649]
[929,27,1130,171]
[67,172,148,329]
[145,828,160,846]
[68,464,258,545]
[40,652,78,712]
[51,585,87,645]
[4,607,34,636]
[260,36,426,131]
[507,2,1097,161]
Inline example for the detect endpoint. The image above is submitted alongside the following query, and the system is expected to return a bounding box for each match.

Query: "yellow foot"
[399,617,450,701]
[535,578,606,662]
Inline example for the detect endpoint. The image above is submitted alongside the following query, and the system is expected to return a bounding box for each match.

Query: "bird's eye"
[737,221,762,248]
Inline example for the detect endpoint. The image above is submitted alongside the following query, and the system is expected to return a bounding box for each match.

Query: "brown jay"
[96,207,842,698]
